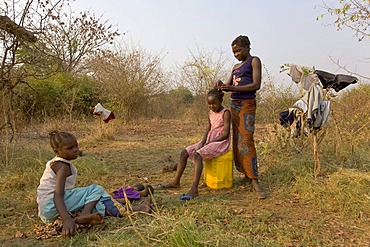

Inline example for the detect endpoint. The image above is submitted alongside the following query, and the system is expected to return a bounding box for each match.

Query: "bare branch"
[0,15,37,42]
[329,55,370,80]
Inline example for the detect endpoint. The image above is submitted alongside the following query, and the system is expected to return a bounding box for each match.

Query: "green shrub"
[15,73,101,121]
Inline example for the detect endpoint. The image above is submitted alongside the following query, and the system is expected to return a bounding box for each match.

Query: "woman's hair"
[49,131,76,151]
[207,89,224,101]
[232,35,251,47]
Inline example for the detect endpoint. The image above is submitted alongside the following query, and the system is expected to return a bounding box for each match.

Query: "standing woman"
[217,35,266,199]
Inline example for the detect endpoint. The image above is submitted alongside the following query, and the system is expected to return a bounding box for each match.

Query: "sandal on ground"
[179,194,195,201]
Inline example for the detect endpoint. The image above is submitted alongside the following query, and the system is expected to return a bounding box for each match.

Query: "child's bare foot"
[154,183,180,190]
[184,188,199,198]
[133,196,152,213]
[139,185,155,197]
[75,213,104,225]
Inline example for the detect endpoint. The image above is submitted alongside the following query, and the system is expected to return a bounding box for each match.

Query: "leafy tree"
[318,0,370,80]
[319,0,370,42]
[0,0,119,139]
[15,2,120,75]
[150,87,194,119]
[0,0,67,139]
[178,46,229,125]
[16,73,100,122]
[35,7,120,74]
[172,86,194,104]
[86,46,165,123]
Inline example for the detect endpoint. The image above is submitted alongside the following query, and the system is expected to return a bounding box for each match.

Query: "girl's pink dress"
[186,108,230,161]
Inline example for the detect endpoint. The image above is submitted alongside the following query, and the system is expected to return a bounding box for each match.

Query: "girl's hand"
[199,141,206,148]
[204,140,213,146]
[62,218,76,237]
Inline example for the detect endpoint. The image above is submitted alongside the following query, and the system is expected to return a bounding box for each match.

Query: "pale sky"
[72,0,369,84]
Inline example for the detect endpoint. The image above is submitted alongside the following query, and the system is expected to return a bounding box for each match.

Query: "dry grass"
[0,118,369,247]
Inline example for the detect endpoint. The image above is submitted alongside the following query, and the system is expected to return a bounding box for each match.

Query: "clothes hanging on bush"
[279,107,308,138]
[279,64,353,137]
[279,87,330,134]
[314,70,358,92]
[92,103,115,123]
[287,65,358,93]
[288,64,318,91]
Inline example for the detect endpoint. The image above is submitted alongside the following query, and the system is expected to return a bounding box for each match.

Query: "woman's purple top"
[231,56,256,99]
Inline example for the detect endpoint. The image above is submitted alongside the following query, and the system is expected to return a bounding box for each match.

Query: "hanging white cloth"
[93,103,115,123]
[288,64,319,91]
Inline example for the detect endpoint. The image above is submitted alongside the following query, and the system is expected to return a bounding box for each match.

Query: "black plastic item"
[314,70,358,92]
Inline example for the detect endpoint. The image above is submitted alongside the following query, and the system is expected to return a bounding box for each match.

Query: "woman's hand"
[62,218,76,237]
[214,80,224,90]
[220,84,235,92]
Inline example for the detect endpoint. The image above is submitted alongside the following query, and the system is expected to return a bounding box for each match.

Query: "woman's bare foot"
[235,175,252,186]
[252,179,267,199]
[75,213,104,225]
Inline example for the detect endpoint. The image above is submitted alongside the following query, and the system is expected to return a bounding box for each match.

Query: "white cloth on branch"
[93,103,115,123]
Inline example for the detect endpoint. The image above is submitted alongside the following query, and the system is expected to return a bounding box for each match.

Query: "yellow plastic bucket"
[204,150,233,189]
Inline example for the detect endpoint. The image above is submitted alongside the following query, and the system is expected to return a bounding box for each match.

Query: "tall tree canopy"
[0,0,119,139]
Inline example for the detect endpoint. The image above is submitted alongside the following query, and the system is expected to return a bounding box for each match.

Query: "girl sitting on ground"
[37,131,152,237]
[156,89,231,200]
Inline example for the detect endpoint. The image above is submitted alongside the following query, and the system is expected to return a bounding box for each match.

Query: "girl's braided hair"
[232,35,251,48]
[207,89,224,101]
[49,130,76,151]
